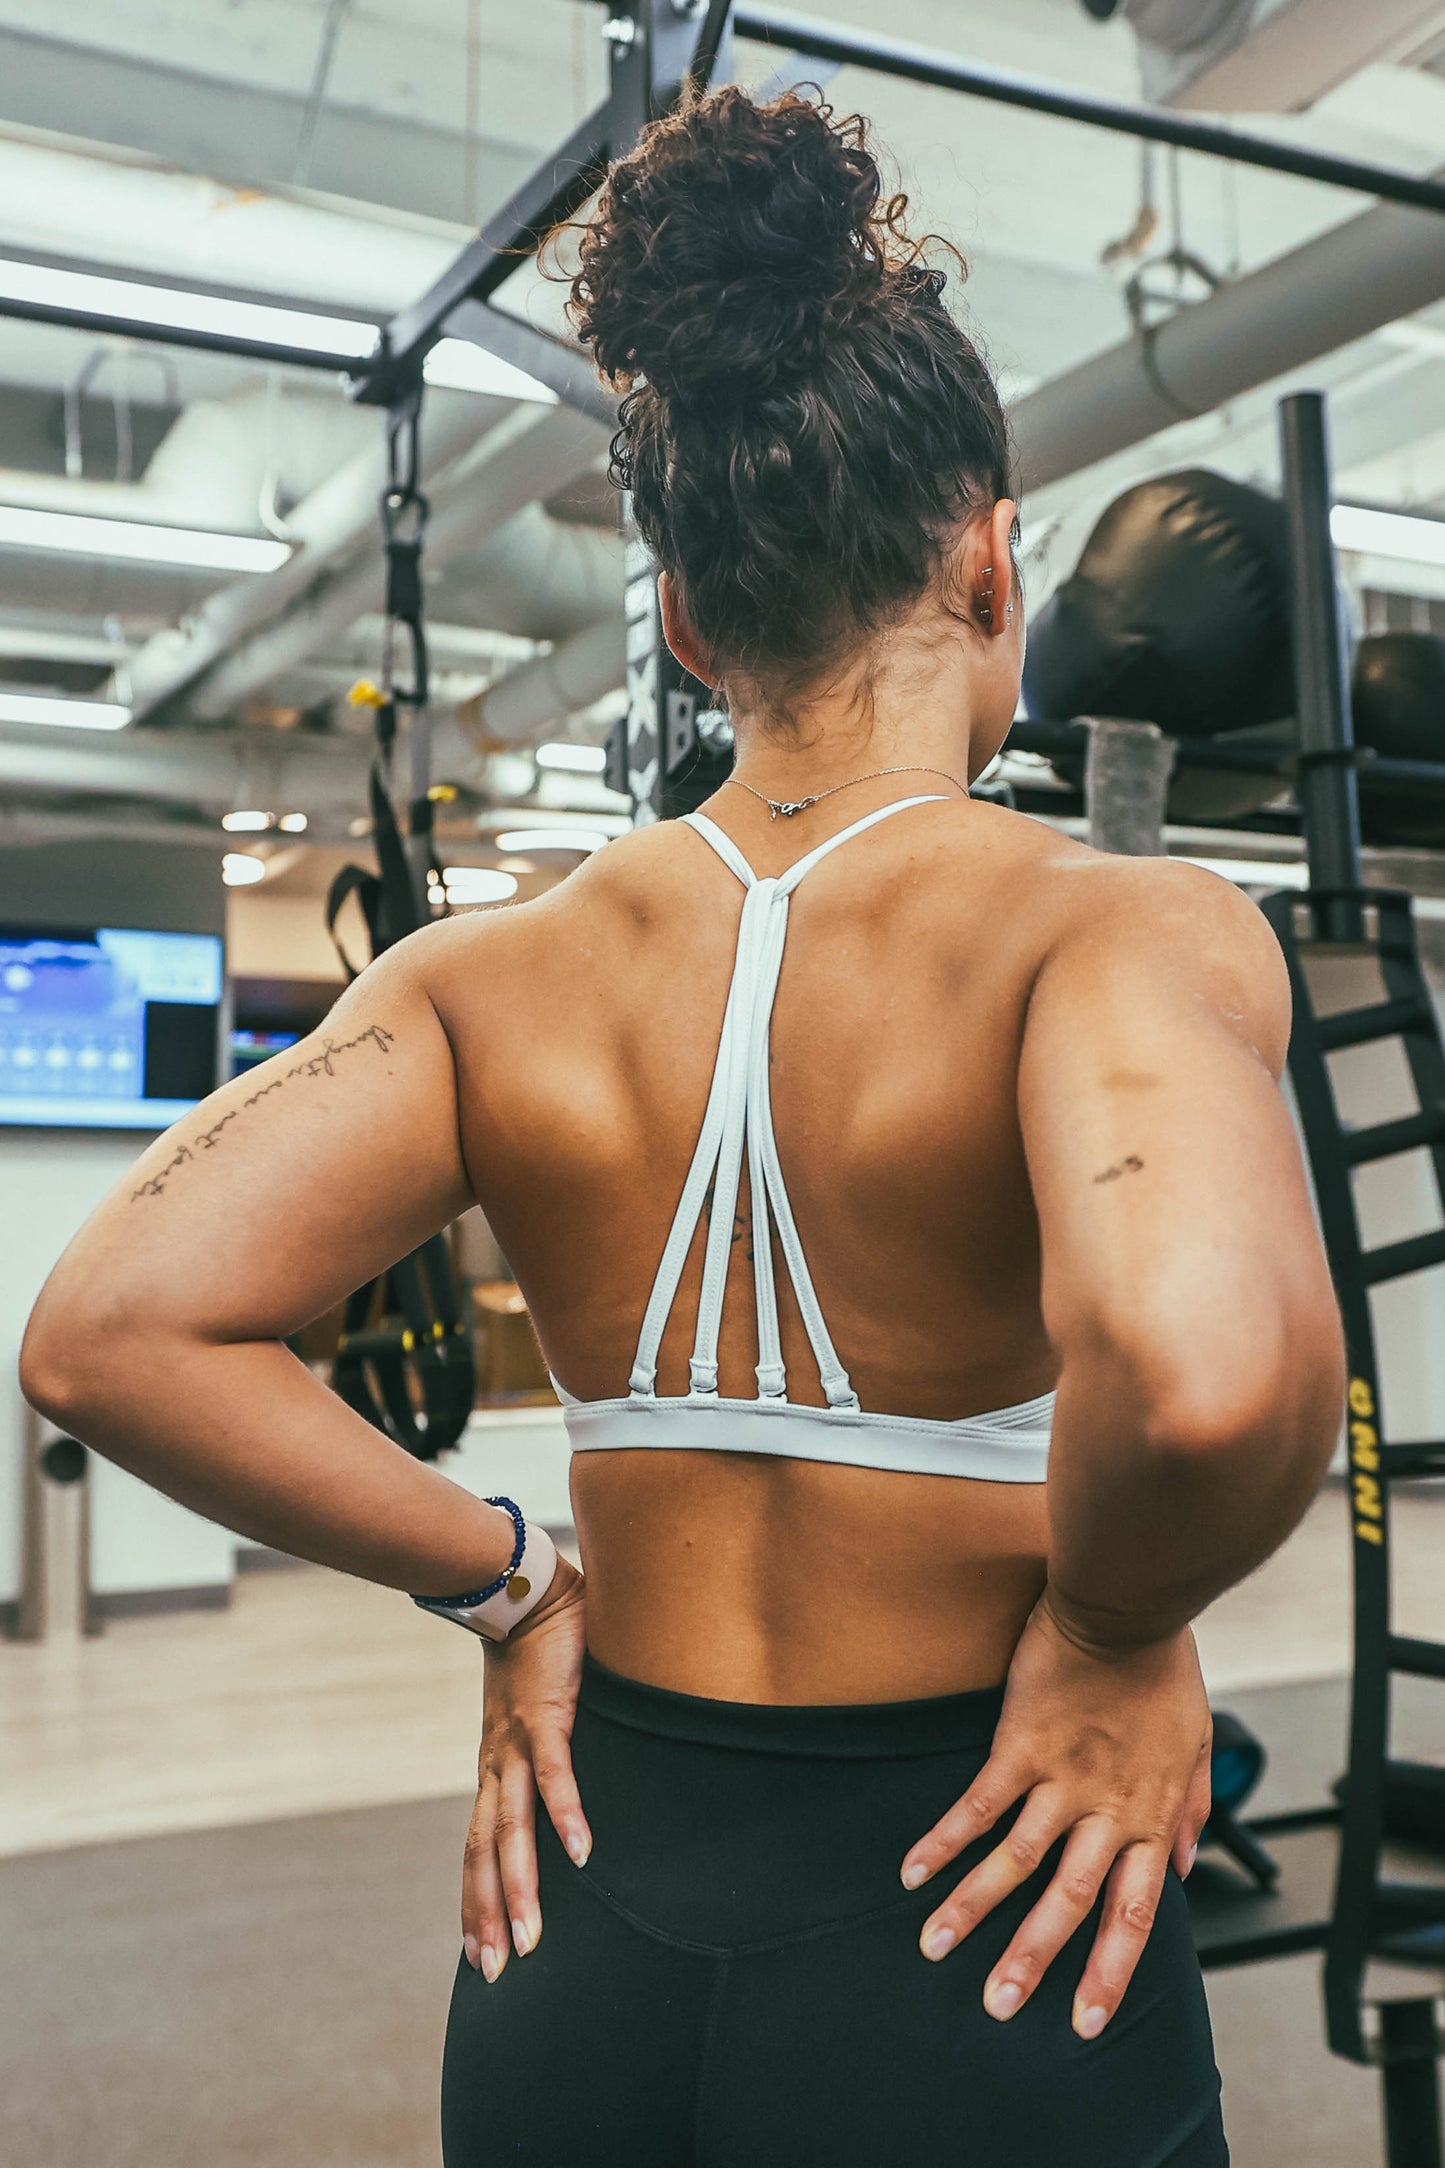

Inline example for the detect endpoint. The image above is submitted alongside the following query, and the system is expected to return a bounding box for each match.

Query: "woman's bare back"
[430,791,1077,1702]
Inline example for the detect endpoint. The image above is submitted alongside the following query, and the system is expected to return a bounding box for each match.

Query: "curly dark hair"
[568,86,1014,705]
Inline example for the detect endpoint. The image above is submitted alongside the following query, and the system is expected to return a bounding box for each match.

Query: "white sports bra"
[554,796,1054,1482]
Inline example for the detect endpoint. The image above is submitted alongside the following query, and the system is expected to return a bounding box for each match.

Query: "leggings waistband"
[578,1654,1006,1759]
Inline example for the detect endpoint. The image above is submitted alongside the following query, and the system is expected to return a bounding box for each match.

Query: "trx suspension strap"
[325,384,475,1462]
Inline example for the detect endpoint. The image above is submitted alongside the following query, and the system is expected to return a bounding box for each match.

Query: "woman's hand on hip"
[461,1555,590,1983]
[899,1594,1212,2039]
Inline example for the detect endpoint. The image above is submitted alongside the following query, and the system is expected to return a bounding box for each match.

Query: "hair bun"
[572,88,897,409]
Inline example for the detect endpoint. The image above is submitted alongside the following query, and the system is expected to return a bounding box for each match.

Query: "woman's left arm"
[21,926,519,1600]
[22,922,593,1968]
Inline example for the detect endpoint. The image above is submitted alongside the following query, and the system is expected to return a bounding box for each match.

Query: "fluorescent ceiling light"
[221,852,267,887]
[0,502,291,573]
[221,808,272,832]
[0,690,130,729]
[437,866,519,904]
[535,741,607,773]
[495,827,611,854]
[423,337,556,404]
[0,256,377,359]
[277,811,309,834]
[1332,504,1445,568]
[0,263,565,417]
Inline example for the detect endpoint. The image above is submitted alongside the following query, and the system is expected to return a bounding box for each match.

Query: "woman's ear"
[991,498,1020,619]
[658,572,714,682]
[970,499,1020,640]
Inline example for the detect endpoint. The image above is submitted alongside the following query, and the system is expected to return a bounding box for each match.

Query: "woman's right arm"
[1024,858,1344,1641]
[902,859,1345,2031]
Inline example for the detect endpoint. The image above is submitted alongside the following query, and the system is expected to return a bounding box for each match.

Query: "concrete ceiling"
[0,0,1444,874]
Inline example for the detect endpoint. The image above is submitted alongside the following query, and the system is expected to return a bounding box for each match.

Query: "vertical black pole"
[619,500,730,823]
[611,0,736,828]
[622,509,663,827]
[1379,2000,1444,2168]
[1279,391,1364,944]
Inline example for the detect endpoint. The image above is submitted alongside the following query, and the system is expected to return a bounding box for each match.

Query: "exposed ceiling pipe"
[455,617,624,746]
[0,721,372,816]
[0,385,376,534]
[0,132,456,315]
[1012,184,1445,494]
[435,502,622,639]
[186,403,612,720]
[122,388,512,721]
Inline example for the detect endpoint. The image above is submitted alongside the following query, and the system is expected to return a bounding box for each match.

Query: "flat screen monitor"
[0,925,224,1130]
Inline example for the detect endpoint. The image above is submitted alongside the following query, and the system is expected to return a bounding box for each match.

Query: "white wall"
[1,1129,234,1607]
[225,889,349,984]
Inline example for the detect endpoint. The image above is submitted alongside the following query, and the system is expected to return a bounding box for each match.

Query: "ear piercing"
[978,567,1015,626]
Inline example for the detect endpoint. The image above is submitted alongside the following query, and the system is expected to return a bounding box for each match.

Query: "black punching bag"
[1023,469,1295,821]
[1353,632,1445,848]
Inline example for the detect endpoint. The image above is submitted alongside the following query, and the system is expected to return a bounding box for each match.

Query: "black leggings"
[442,1657,1227,2166]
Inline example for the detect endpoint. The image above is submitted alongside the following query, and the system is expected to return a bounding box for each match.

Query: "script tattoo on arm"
[1092,1154,1144,1187]
[130,1024,396,1201]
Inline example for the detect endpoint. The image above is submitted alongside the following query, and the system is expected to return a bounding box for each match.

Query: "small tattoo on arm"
[1092,1154,1145,1186]
[130,1023,396,1200]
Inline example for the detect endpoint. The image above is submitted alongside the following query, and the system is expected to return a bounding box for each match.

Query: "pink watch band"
[426,1523,559,1643]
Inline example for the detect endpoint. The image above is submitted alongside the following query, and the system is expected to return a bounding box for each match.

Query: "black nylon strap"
[324,381,474,1461]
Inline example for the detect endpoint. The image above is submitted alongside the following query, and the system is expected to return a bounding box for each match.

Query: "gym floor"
[3,1484,1444,2166]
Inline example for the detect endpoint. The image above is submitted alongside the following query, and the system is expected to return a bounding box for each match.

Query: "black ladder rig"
[1262,393,1445,2167]
[1263,882,1445,2165]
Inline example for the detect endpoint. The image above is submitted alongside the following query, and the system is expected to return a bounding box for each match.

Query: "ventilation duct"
[1081,0,1445,111]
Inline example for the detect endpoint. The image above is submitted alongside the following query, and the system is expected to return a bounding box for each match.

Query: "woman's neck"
[725,625,986,797]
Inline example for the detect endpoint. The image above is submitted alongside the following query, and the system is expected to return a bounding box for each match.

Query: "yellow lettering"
[1356,1520,1384,1546]
[1351,1421,1380,1470]
[1348,1377,1375,1420]
[1352,1473,1383,1520]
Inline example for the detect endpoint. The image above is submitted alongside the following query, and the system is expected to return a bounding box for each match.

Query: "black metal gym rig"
[1250,390,1445,2168]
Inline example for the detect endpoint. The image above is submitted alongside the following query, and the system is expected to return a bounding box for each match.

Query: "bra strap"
[687,879,778,1394]
[682,811,757,889]
[627,927,754,1396]
[631,792,949,1407]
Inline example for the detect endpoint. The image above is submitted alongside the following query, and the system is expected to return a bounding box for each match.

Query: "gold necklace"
[723,764,968,821]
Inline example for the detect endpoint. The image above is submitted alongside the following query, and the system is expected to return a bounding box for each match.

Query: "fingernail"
[1185,1841,1198,1875]
[985,1981,1022,2021]
[901,1862,929,1890]
[922,1926,956,1961]
[567,1832,591,1868]
[462,1932,481,1971]
[511,1915,534,1957]
[1075,2004,1108,2040]
[479,1945,501,1985]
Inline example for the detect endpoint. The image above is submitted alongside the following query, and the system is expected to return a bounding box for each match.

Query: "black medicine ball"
[1023,468,1293,739]
[1352,631,1445,848]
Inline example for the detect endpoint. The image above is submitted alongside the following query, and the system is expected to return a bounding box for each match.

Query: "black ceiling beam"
[0,292,366,374]
[442,299,619,427]
[353,101,616,409]
[733,4,1445,217]
[353,0,734,411]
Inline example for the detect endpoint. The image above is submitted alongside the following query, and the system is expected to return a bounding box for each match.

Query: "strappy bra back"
[555,796,1054,1482]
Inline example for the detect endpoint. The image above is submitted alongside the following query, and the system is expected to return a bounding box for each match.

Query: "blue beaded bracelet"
[412,1496,526,1611]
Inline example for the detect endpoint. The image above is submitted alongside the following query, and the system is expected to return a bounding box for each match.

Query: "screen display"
[230,1027,299,1078]
[0,925,223,1130]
